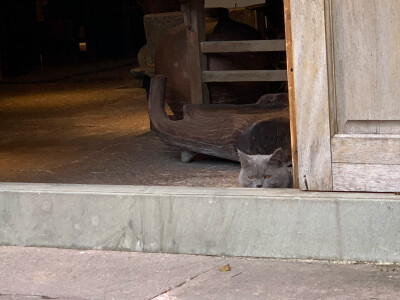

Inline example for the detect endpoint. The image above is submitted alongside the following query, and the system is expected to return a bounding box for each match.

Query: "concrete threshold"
[1,182,399,263]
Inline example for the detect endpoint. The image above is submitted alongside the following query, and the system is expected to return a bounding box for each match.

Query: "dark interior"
[0,0,286,187]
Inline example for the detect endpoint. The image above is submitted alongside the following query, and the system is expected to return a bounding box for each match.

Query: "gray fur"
[238,148,293,188]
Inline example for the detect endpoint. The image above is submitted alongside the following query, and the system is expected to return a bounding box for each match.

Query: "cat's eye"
[248,176,255,180]
[264,175,272,179]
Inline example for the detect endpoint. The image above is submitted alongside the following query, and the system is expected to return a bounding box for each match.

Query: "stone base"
[1,183,400,263]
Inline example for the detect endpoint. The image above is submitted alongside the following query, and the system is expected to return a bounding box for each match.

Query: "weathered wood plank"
[200,40,286,53]
[290,0,333,190]
[283,0,299,188]
[202,70,287,82]
[331,135,400,164]
[329,0,400,192]
[333,163,400,192]
[324,0,338,136]
[331,0,400,133]
[181,0,209,104]
[343,120,400,135]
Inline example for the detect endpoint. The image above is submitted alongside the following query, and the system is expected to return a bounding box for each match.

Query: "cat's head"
[238,148,292,188]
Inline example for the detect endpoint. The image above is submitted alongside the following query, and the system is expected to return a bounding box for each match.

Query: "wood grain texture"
[149,75,290,161]
[283,0,299,188]
[344,120,400,135]
[331,0,400,133]
[201,40,286,53]
[333,163,400,192]
[324,0,338,136]
[290,0,333,190]
[329,0,400,192]
[332,135,400,164]
[182,0,209,104]
[202,70,287,82]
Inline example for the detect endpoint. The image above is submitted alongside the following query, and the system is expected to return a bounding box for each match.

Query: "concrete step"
[1,183,399,263]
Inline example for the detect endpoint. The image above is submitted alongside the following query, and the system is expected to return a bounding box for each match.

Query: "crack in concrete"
[115,201,137,250]
[148,265,217,300]
[0,293,59,299]
[0,293,88,300]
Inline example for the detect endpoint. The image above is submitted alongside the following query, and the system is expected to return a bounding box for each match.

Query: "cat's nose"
[256,184,262,188]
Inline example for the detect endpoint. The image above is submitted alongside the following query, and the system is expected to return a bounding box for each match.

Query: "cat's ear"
[269,148,284,166]
[237,149,250,166]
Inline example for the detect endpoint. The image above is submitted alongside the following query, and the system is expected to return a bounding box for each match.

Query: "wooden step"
[201,40,286,53]
[202,70,287,82]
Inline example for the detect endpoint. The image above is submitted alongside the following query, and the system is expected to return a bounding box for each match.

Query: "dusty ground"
[1,246,400,300]
[0,62,239,186]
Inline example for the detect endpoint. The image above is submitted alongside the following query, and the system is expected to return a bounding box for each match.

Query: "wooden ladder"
[180,0,287,105]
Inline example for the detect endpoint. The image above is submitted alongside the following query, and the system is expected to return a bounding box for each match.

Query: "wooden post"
[283,0,299,188]
[181,0,209,104]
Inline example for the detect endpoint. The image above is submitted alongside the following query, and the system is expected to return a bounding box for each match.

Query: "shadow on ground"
[0,63,239,187]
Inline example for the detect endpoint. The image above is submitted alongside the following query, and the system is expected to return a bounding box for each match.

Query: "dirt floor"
[0,61,239,187]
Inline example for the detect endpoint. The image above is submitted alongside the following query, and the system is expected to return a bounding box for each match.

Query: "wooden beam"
[283,0,299,188]
[202,70,287,82]
[181,0,209,104]
[331,134,400,164]
[201,40,287,53]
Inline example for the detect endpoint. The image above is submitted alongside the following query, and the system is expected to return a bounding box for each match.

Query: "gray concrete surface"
[0,246,399,300]
[0,63,239,187]
[2,183,400,263]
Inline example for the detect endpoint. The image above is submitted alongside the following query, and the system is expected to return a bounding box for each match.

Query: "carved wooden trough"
[148,75,291,162]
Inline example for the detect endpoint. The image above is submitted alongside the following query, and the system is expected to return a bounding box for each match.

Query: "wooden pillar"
[181,0,209,104]
[283,0,299,188]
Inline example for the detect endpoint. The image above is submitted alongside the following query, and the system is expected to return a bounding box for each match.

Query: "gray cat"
[238,148,293,188]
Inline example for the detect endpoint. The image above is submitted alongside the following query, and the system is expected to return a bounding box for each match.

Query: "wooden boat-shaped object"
[148,75,291,162]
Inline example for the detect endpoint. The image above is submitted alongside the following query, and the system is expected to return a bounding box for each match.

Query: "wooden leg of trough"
[181,151,197,163]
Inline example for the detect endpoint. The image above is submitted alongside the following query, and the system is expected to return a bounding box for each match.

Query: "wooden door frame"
[285,0,334,191]
[289,0,400,192]
[283,0,299,188]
